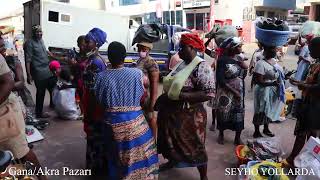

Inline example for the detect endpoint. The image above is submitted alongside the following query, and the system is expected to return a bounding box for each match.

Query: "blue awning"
[262,0,296,10]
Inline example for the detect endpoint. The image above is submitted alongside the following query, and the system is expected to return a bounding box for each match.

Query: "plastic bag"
[299,21,320,37]
[247,137,284,161]
[132,24,163,45]
[52,87,80,120]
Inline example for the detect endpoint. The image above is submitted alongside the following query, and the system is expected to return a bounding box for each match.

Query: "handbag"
[0,101,21,142]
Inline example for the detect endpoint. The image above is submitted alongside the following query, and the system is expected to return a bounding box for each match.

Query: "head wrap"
[137,42,153,49]
[180,33,205,52]
[220,37,242,49]
[172,32,190,45]
[86,28,107,48]
[32,25,42,33]
[306,34,314,43]
[49,60,61,72]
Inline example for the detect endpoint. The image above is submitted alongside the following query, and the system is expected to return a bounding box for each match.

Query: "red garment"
[82,88,104,135]
[180,33,205,52]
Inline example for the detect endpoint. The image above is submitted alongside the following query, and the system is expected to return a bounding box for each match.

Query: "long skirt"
[157,101,208,167]
[253,85,282,125]
[216,78,245,131]
[105,107,158,180]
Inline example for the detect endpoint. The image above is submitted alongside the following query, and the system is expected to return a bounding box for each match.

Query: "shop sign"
[183,0,210,8]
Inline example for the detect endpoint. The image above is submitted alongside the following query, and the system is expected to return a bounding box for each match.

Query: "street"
[25,44,299,180]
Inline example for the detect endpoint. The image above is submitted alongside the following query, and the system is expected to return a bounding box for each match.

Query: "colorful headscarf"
[180,33,205,52]
[86,28,107,48]
[216,37,242,56]
[220,37,242,49]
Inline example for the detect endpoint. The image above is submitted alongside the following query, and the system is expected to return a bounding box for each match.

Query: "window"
[171,11,175,25]
[144,12,161,24]
[196,13,204,30]
[186,14,195,29]
[163,11,170,25]
[119,0,140,6]
[61,14,70,22]
[176,11,182,26]
[256,10,264,17]
[48,11,59,22]
[267,11,275,18]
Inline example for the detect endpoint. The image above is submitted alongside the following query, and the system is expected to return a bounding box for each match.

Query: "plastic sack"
[247,137,284,161]
[52,87,80,120]
[299,21,320,37]
[294,137,320,177]
[132,24,162,45]
[294,137,320,180]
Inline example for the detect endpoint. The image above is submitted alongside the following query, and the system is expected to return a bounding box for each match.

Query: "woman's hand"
[289,77,299,86]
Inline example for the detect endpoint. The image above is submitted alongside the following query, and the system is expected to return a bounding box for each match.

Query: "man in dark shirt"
[24,25,55,118]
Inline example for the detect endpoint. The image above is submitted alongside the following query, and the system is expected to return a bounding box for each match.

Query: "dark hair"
[260,43,277,59]
[59,67,72,82]
[107,41,126,66]
[77,35,86,44]
[309,37,320,59]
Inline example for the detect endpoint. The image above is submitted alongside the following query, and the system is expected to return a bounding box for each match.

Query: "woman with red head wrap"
[156,33,215,180]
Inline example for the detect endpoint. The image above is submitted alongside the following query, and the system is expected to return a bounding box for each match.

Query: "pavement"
[23,44,299,180]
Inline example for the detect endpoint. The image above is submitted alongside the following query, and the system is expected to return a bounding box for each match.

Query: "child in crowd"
[52,67,81,120]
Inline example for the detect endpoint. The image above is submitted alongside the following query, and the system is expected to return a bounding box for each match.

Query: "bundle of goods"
[205,25,239,47]
[236,137,284,166]
[132,24,163,45]
[299,21,320,37]
[255,17,290,47]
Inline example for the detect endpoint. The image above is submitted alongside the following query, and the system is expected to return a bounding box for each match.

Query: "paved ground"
[22,44,299,180]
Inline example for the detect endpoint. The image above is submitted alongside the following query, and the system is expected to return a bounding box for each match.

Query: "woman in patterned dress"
[94,41,159,179]
[216,37,248,145]
[80,28,108,175]
[156,34,215,180]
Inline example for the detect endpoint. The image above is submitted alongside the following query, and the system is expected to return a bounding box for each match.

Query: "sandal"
[263,130,275,137]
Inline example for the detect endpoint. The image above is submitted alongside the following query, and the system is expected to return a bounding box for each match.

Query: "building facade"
[308,0,320,21]
[105,0,246,32]
[242,0,296,43]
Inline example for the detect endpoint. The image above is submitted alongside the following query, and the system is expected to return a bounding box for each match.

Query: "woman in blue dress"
[94,41,159,179]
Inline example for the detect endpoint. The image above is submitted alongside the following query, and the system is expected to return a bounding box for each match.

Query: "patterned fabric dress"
[81,54,107,175]
[95,67,159,180]
[216,56,245,132]
[157,61,215,167]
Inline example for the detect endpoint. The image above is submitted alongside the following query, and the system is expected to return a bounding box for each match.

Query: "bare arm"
[255,73,278,87]
[13,62,24,90]
[24,41,33,84]
[239,60,249,69]
[179,91,212,103]
[0,72,14,104]
[149,70,159,112]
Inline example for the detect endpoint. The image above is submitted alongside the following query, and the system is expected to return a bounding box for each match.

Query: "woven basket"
[255,26,290,47]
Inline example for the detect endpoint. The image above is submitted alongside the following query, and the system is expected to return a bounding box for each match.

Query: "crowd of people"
[0,21,319,180]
